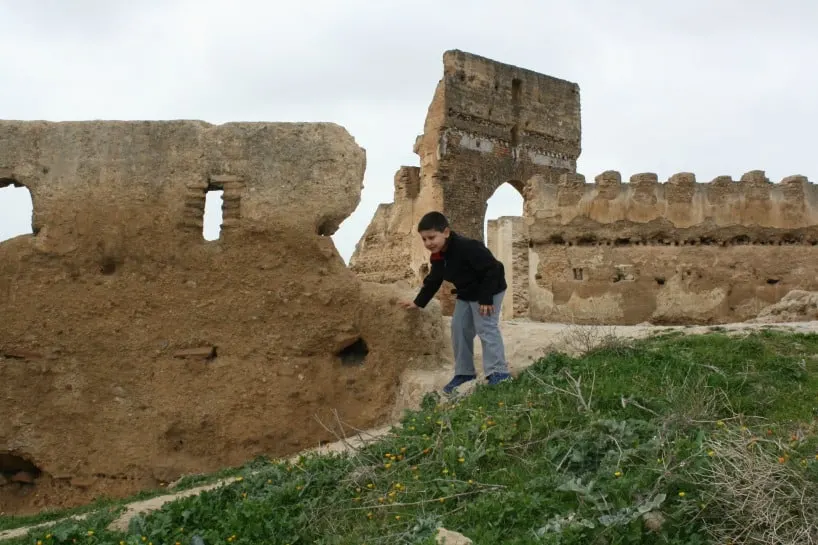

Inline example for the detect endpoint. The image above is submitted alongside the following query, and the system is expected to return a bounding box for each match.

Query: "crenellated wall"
[526,170,818,245]
[499,170,818,324]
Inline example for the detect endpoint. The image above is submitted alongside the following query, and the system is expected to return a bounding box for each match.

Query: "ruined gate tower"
[350,50,582,314]
[351,50,818,325]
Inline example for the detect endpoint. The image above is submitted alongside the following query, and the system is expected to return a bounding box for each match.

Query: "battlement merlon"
[0,120,366,246]
[525,169,818,238]
[416,50,582,167]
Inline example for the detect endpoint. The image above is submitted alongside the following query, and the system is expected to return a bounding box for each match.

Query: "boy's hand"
[479,304,494,316]
[399,300,419,310]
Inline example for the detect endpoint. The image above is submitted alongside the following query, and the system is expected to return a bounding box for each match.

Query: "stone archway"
[484,179,530,320]
[483,179,525,243]
[349,50,581,317]
[420,176,538,318]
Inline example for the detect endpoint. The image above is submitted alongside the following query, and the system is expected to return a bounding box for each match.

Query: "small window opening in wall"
[766,278,780,285]
[510,124,519,147]
[317,217,337,236]
[203,188,224,241]
[337,338,369,366]
[0,181,34,242]
[511,78,522,104]
[573,268,584,281]
[99,256,118,275]
[655,277,666,286]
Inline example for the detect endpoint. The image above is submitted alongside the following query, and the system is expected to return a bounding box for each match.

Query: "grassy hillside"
[5,329,818,544]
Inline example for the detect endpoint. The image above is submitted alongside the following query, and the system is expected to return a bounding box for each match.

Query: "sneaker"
[486,372,512,386]
[442,374,476,394]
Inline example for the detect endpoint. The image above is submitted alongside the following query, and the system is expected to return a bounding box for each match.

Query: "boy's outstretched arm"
[402,259,444,309]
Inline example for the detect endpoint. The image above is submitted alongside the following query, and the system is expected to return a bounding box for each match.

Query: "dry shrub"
[560,322,624,356]
[694,426,818,544]
[554,303,630,357]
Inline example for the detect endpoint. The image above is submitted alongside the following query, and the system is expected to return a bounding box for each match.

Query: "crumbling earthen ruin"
[0,120,447,515]
[3,47,815,519]
[350,50,581,314]
[352,50,818,324]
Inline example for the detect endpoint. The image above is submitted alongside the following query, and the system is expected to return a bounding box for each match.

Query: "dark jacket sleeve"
[413,259,444,308]
[465,240,504,306]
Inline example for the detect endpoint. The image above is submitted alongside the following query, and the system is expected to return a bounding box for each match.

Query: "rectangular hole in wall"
[511,78,522,105]
[0,180,34,241]
[203,187,224,241]
[573,267,583,281]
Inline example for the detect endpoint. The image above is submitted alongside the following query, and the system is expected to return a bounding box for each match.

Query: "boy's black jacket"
[413,231,507,308]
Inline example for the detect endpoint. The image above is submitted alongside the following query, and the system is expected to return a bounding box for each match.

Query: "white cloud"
[1,0,816,260]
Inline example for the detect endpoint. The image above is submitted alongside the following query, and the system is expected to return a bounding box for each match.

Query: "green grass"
[0,460,259,534]
[0,499,116,534]
[6,330,818,544]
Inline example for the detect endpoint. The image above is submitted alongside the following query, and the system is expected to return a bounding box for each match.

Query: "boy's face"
[419,227,450,253]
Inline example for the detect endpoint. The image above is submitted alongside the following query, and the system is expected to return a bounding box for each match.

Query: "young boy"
[400,211,512,394]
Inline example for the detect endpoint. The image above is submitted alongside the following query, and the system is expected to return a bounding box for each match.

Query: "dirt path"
[391,318,818,418]
[3,319,816,541]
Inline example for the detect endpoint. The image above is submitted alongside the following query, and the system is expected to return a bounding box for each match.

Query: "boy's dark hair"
[417,211,449,232]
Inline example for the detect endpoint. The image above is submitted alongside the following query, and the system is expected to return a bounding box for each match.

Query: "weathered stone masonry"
[353,50,818,325]
[350,49,581,314]
[496,170,818,324]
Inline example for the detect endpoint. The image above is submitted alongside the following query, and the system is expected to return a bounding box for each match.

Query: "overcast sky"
[1,0,816,261]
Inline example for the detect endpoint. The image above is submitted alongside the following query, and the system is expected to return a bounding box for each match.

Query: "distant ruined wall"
[354,49,818,326]
[514,170,818,324]
[349,166,419,284]
[351,50,581,314]
[0,120,447,515]
[486,216,529,320]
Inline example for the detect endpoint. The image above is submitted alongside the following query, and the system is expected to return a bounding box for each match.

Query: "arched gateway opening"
[483,180,524,245]
[484,180,528,320]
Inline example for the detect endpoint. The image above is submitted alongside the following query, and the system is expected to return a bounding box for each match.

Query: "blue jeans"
[451,290,509,377]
